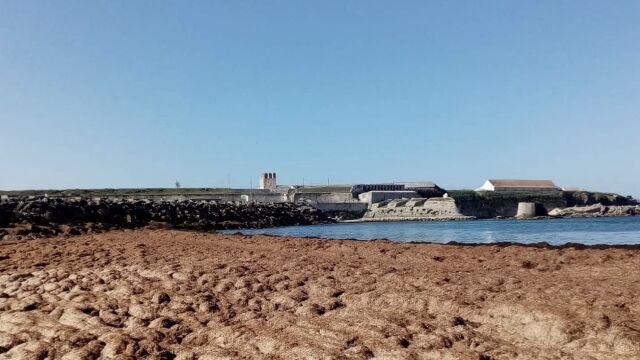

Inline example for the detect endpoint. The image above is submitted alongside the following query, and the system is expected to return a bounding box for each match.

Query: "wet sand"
[1,229,639,359]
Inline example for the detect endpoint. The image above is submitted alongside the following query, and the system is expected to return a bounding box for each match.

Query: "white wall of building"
[358,191,418,204]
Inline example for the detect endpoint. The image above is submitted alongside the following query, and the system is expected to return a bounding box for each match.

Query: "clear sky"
[1,1,639,196]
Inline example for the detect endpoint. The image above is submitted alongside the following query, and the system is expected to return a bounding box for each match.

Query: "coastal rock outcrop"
[548,204,639,217]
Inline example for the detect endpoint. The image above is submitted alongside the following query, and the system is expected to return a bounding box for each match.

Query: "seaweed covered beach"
[1,229,639,359]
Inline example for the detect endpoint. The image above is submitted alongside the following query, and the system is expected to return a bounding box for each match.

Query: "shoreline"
[231,233,640,250]
[341,213,638,223]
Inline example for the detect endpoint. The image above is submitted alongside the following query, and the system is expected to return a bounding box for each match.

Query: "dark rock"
[0,197,333,240]
[452,316,466,326]
[153,292,171,305]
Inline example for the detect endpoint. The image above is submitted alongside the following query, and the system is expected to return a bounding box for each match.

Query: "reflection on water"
[231,216,640,245]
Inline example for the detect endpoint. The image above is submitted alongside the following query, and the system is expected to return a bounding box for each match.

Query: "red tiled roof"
[488,179,558,189]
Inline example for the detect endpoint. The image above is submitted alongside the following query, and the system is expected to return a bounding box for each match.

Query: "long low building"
[350,184,405,196]
[350,181,443,197]
[476,179,560,192]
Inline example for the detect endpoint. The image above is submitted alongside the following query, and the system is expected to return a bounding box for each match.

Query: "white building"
[476,179,559,192]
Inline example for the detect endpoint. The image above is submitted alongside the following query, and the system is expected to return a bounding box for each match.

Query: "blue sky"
[1,1,639,196]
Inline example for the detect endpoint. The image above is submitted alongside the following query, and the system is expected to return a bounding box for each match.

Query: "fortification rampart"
[362,198,473,221]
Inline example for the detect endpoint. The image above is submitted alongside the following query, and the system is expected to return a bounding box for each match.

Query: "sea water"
[231,216,640,245]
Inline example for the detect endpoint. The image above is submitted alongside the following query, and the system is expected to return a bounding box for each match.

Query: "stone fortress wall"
[362,198,473,221]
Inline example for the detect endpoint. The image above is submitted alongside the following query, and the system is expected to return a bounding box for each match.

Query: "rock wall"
[362,198,473,221]
[0,198,332,240]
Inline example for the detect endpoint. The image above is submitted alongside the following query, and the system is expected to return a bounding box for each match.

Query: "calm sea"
[231,216,640,245]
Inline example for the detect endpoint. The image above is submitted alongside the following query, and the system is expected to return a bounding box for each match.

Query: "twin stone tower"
[259,173,277,191]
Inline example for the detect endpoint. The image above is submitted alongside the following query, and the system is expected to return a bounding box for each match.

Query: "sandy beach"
[1,229,639,359]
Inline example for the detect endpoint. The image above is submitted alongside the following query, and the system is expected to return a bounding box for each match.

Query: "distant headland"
[1,173,637,228]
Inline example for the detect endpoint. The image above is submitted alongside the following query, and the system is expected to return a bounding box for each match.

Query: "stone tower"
[259,173,277,191]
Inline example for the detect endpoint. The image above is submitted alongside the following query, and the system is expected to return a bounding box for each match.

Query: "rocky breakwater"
[0,197,332,241]
[549,203,640,218]
[362,198,474,221]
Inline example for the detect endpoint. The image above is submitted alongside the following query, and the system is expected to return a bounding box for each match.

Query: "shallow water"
[232,216,640,245]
